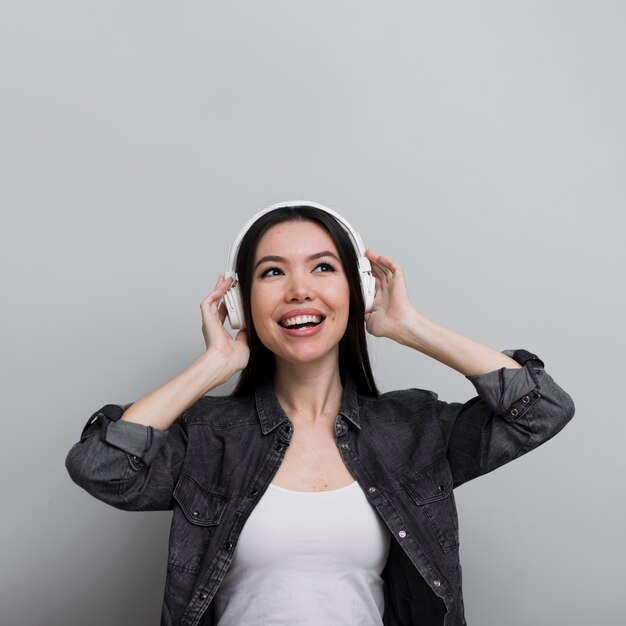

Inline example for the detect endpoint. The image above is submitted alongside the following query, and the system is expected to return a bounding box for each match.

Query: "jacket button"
[199,592,208,600]
[510,408,519,417]
[192,511,199,517]
[224,542,233,550]
[275,445,283,452]
[439,484,446,492]
[522,395,530,403]
[433,579,441,587]
[251,488,259,496]
[368,486,377,494]
[398,530,406,538]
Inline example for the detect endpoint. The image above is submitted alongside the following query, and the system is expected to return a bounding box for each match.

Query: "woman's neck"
[273,359,343,424]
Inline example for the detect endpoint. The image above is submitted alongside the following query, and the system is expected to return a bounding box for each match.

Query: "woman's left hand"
[364,250,416,341]
[364,251,523,375]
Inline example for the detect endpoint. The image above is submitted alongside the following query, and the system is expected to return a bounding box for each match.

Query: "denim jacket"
[66,349,574,626]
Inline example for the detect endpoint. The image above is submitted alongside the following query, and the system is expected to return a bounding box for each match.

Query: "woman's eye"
[314,262,336,273]
[260,267,283,278]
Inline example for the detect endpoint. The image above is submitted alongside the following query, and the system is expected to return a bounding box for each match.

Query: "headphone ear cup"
[224,283,245,330]
[362,272,376,313]
[357,256,376,314]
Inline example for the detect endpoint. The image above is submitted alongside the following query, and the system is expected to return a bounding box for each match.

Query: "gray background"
[1,2,624,625]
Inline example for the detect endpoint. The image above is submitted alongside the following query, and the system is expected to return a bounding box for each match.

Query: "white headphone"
[223,201,376,330]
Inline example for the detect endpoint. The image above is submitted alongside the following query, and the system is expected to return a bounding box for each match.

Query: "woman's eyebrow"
[254,251,340,270]
[254,255,285,270]
[308,251,341,263]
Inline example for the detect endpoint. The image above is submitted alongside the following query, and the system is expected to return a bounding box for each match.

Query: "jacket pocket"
[168,474,229,574]
[405,458,459,553]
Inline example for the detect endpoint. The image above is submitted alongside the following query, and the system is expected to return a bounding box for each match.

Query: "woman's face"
[250,219,351,369]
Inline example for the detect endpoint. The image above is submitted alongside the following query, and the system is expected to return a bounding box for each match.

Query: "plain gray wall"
[2,2,624,625]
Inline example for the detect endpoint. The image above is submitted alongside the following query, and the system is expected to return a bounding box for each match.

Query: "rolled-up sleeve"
[438,349,575,487]
[65,404,187,511]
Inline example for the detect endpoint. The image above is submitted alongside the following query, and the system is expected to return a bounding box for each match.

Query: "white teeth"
[280,315,322,327]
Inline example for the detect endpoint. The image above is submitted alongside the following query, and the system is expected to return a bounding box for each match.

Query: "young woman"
[66,201,574,626]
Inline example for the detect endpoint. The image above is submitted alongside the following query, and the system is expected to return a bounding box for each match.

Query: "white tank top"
[213,481,391,625]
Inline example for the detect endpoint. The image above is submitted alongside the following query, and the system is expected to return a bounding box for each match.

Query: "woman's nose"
[286,272,312,302]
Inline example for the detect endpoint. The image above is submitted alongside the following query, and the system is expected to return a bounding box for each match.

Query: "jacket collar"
[254,375,361,435]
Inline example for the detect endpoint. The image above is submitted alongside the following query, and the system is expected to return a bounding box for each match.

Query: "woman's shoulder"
[357,387,439,423]
[181,392,257,427]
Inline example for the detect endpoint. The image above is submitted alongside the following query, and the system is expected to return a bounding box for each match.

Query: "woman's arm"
[120,276,249,430]
[364,251,574,485]
[66,276,249,510]
[364,251,520,376]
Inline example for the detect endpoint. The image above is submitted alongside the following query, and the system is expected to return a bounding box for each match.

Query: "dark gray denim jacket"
[66,349,574,626]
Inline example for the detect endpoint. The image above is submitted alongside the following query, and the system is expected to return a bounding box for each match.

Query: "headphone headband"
[223,201,374,329]
[226,201,367,275]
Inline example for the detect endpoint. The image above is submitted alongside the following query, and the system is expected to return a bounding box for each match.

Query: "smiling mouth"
[278,314,324,329]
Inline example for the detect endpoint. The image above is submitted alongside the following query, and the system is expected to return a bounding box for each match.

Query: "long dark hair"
[231,206,379,397]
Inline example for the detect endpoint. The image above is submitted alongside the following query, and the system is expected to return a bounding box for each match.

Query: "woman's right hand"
[118,277,249,430]
[200,276,250,380]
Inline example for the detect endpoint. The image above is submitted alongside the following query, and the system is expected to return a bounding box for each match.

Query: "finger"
[217,300,228,325]
[367,250,398,277]
[210,275,225,297]
[368,260,394,284]
[201,282,221,307]
[200,294,220,315]
[201,276,233,309]
[367,252,386,275]
[369,260,391,286]
[211,275,233,299]
[365,249,378,262]
[376,254,401,276]
[369,259,388,277]
[220,275,234,290]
